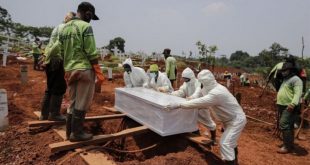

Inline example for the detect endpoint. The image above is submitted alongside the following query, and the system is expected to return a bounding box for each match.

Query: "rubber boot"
[69,110,93,142]
[192,130,200,135]
[210,130,217,145]
[66,114,72,140]
[48,95,66,121]
[225,160,235,165]
[234,147,239,165]
[277,130,294,154]
[39,92,50,120]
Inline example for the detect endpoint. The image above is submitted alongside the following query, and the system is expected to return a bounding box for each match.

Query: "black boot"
[210,130,217,145]
[69,110,93,142]
[48,95,66,121]
[225,160,235,165]
[277,130,294,154]
[192,130,200,135]
[39,92,50,120]
[66,114,72,140]
[234,147,239,165]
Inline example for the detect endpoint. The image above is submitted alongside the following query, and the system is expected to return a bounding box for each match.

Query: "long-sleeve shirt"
[165,56,176,80]
[180,83,245,123]
[276,75,303,107]
[59,18,99,72]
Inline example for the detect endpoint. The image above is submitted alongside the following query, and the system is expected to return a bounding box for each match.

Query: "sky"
[1,0,309,57]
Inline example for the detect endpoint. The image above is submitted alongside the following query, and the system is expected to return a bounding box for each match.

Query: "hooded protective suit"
[123,58,148,88]
[149,71,173,93]
[171,68,216,131]
[177,69,246,161]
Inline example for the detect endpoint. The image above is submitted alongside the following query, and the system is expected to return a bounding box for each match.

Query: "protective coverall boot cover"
[66,114,72,140]
[69,110,93,142]
[39,92,50,120]
[48,95,66,121]
[277,130,294,154]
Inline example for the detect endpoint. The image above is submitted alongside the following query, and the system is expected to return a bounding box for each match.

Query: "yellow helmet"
[150,64,159,72]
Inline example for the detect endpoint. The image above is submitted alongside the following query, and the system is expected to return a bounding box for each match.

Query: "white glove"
[166,102,181,110]
[157,87,167,93]
[186,96,193,100]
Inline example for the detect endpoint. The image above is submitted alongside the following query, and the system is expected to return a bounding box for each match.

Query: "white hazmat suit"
[168,69,246,161]
[123,58,148,88]
[149,71,173,93]
[171,68,216,131]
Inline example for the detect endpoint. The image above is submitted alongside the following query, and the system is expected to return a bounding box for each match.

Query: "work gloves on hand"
[166,102,181,110]
[157,87,167,93]
[92,64,104,86]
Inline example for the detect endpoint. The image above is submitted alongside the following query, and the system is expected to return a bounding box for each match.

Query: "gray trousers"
[67,69,95,114]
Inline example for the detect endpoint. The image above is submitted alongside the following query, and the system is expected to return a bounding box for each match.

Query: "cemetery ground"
[1,57,310,165]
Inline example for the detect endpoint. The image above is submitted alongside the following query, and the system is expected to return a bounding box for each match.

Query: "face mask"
[281,70,290,78]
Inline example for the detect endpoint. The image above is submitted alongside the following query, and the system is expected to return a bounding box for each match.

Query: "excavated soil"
[0,58,310,165]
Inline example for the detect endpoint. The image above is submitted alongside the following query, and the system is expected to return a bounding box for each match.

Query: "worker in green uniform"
[163,48,177,88]
[39,12,76,122]
[276,61,303,154]
[59,2,104,142]
[32,38,42,70]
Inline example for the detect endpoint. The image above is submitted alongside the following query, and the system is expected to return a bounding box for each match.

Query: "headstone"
[100,48,110,61]
[2,44,9,67]
[0,89,9,131]
[227,79,231,88]
[108,67,113,80]
[20,65,28,84]
[112,46,119,56]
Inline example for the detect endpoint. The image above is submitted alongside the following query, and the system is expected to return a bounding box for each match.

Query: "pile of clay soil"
[0,61,310,165]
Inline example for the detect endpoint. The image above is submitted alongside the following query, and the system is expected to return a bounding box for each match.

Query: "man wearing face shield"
[148,64,173,93]
[276,62,303,154]
[166,69,246,165]
[171,68,217,144]
[122,58,148,88]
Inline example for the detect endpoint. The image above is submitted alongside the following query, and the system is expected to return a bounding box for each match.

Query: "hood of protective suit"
[182,67,195,79]
[182,67,196,85]
[197,69,217,93]
[122,58,134,68]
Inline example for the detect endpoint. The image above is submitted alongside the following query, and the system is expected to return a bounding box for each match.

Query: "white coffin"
[115,87,198,136]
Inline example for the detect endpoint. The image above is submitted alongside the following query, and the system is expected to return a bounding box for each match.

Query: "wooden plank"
[246,115,274,126]
[184,133,213,145]
[50,126,149,153]
[33,111,116,165]
[28,113,126,127]
[102,106,121,113]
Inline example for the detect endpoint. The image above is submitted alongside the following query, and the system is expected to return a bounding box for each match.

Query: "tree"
[0,6,13,35]
[230,50,250,61]
[196,41,208,58]
[217,55,229,66]
[107,37,126,53]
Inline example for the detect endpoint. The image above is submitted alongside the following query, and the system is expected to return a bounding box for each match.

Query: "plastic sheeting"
[115,87,198,136]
